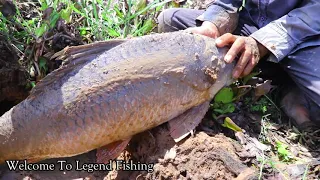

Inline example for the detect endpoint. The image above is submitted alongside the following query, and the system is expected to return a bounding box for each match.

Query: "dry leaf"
[254,80,274,98]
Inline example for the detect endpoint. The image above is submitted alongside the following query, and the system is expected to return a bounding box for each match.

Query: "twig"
[263,94,282,123]
[44,35,54,41]
[258,151,266,180]
[76,16,85,23]
[302,164,309,180]
[237,85,252,88]
[33,61,41,79]
[273,165,289,180]
[123,0,131,38]
[10,42,23,56]
[27,44,35,62]
[263,95,281,113]
[123,0,129,10]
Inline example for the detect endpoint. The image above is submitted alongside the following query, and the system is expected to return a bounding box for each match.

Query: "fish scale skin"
[0,32,233,163]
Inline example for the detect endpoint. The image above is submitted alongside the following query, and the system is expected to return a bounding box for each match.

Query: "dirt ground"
[0,36,28,109]
[0,124,257,180]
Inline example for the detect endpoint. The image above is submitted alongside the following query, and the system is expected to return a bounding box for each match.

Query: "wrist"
[202,21,220,37]
[257,42,269,58]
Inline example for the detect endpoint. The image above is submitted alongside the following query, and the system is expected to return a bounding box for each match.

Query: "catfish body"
[0,32,233,163]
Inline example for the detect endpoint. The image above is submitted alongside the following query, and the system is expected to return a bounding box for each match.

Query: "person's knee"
[157,8,180,33]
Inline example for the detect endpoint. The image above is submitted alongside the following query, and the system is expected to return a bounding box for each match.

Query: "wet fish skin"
[0,32,234,163]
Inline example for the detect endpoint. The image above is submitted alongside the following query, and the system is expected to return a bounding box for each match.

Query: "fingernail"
[225,55,232,63]
[216,39,222,44]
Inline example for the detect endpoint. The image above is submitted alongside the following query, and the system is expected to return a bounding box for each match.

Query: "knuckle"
[238,38,245,43]
[234,39,243,46]
[236,65,244,71]
[245,43,252,50]
[223,33,233,40]
[243,49,251,55]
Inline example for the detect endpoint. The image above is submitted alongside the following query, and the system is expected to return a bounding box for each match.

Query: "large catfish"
[0,31,234,163]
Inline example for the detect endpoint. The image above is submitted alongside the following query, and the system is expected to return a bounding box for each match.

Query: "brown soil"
[109,126,256,180]
[0,124,257,180]
[0,36,29,111]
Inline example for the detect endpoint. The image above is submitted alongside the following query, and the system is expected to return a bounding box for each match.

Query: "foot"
[281,88,320,131]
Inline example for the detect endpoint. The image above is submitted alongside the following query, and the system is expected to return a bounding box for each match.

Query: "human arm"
[217,0,320,78]
[250,0,320,63]
[187,0,242,38]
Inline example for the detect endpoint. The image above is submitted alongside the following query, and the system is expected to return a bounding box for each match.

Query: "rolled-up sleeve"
[196,0,242,34]
[250,0,320,62]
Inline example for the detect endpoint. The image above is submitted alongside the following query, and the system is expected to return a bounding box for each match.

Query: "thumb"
[185,27,218,39]
[185,27,201,34]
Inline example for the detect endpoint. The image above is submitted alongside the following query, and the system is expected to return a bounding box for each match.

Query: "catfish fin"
[29,39,127,97]
[96,137,131,164]
[51,39,127,62]
[168,101,210,142]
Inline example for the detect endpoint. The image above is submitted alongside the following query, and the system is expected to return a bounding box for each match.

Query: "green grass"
[0,0,167,42]
[0,0,169,83]
[64,0,168,40]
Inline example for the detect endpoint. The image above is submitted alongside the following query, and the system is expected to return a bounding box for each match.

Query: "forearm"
[250,0,320,62]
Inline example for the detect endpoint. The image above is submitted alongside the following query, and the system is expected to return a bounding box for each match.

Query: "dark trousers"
[157,8,320,123]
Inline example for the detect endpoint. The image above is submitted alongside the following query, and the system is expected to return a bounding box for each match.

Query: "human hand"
[186,21,220,39]
[216,33,269,79]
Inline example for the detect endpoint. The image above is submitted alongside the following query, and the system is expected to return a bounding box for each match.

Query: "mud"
[0,124,256,180]
[112,125,255,180]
